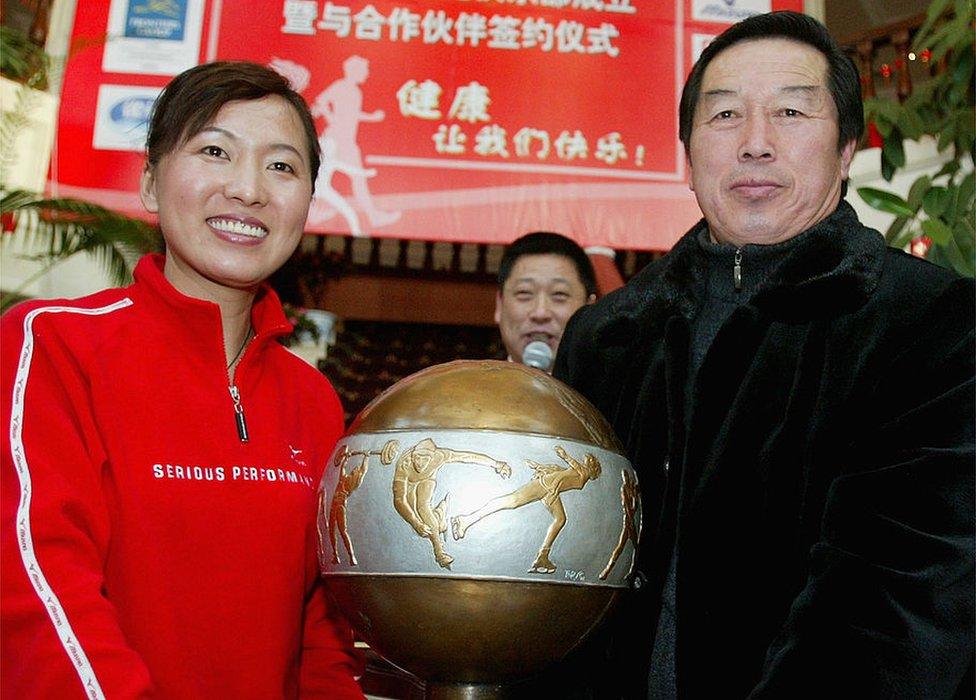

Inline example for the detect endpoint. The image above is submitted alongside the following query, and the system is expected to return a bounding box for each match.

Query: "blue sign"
[110,95,155,136]
[124,0,188,41]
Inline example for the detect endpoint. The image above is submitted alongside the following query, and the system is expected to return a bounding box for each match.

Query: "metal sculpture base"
[327,576,618,687]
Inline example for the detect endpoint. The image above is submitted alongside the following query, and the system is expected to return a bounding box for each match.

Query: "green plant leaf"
[951,46,974,87]
[858,187,915,217]
[914,0,952,48]
[890,226,918,250]
[936,232,973,277]
[938,119,957,151]
[885,215,911,244]
[926,244,951,270]
[958,171,975,211]
[922,217,953,244]
[896,107,926,141]
[927,20,966,65]
[881,156,896,182]
[883,137,906,169]
[916,102,938,126]
[864,98,900,128]
[955,110,975,155]
[948,64,973,108]
[944,181,963,223]
[952,217,976,277]
[906,175,932,210]
[934,159,961,179]
[875,0,976,277]
[922,187,951,218]
[873,117,893,139]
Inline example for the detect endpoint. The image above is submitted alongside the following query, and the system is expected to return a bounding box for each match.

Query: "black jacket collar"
[597,201,886,345]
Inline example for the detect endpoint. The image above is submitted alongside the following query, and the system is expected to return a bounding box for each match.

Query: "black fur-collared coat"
[554,202,975,699]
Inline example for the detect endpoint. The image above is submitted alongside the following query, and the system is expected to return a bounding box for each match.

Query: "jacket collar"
[129,254,293,350]
[597,201,886,344]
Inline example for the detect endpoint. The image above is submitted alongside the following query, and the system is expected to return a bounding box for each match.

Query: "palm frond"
[0,26,50,89]
[3,189,162,286]
[1,28,157,309]
[0,78,41,184]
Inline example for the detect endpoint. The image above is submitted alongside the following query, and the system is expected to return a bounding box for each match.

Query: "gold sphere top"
[348,360,624,453]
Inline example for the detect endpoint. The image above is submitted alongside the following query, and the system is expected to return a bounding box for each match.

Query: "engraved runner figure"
[599,469,639,580]
[451,445,601,574]
[390,438,510,569]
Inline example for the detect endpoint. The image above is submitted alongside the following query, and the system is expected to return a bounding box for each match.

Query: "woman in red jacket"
[1,62,363,699]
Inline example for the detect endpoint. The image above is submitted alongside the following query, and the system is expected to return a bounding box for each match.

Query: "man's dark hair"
[678,11,864,154]
[498,232,597,298]
[145,61,320,188]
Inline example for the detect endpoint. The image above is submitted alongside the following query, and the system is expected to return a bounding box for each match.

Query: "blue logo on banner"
[110,96,155,137]
[125,0,188,41]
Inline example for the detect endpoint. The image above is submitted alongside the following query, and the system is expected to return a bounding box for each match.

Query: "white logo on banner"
[692,0,771,23]
[92,84,161,152]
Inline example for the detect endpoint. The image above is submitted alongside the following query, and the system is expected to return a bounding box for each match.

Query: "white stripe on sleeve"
[9,299,133,700]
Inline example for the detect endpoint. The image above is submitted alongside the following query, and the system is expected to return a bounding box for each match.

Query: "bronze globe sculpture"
[317,360,641,697]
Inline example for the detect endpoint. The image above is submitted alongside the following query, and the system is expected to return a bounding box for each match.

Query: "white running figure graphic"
[309,55,400,236]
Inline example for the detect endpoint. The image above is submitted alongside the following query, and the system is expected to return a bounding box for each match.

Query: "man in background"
[495,231,596,372]
[555,11,974,698]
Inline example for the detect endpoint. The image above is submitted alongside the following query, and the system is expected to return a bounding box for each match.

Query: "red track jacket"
[1,255,363,699]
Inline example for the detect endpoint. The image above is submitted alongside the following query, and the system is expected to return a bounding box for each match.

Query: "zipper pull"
[733,248,743,291]
[229,385,249,443]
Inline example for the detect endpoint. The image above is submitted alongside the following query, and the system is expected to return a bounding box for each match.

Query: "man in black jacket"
[554,11,974,699]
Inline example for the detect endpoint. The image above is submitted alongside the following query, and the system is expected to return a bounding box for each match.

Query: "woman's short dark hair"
[145,61,320,188]
[498,231,597,298]
[678,11,863,154]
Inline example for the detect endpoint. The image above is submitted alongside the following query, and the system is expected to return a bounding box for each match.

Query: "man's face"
[688,38,856,247]
[495,253,593,365]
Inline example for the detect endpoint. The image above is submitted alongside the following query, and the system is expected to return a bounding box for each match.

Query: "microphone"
[522,341,553,372]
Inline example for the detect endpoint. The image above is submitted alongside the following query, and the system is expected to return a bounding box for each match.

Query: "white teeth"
[208,218,267,238]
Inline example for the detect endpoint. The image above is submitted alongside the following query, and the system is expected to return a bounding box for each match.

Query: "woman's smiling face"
[140,95,313,299]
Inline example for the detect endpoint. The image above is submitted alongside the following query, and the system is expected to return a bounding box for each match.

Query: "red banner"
[52,0,802,250]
